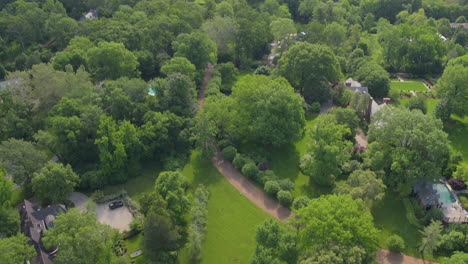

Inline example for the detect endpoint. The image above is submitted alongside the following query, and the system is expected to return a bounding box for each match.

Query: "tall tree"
[43,209,119,264]
[419,220,443,257]
[161,57,197,81]
[365,108,450,195]
[334,170,386,203]
[229,75,305,146]
[295,195,378,261]
[158,73,197,117]
[32,162,79,204]
[0,139,48,185]
[300,115,353,186]
[87,41,139,81]
[172,31,217,70]
[0,234,36,264]
[436,55,468,118]
[278,42,341,103]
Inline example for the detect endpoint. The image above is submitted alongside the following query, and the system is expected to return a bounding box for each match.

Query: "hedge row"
[187,185,210,261]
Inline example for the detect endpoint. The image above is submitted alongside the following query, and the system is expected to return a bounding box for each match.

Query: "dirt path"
[376,249,439,264]
[211,149,292,222]
[198,63,214,108]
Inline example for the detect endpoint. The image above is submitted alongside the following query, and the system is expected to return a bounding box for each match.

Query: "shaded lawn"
[390,82,427,91]
[123,234,147,264]
[398,98,440,115]
[180,151,273,264]
[445,115,468,165]
[91,162,162,200]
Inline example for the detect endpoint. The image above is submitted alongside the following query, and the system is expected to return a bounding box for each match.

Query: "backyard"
[390,81,428,91]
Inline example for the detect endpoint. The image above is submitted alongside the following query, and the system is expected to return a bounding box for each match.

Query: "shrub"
[310,102,321,113]
[264,180,280,195]
[232,153,248,169]
[254,65,271,76]
[279,178,295,191]
[387,234,405,253]
[129,218,142,237]
[242,162,259,179]
[261,170,278,185]
[424,208,444,225]
[277,190,293,207]
[292,196,310,210]
[222,146,237,162]
[448,178,466,190]
[187,185,210,260]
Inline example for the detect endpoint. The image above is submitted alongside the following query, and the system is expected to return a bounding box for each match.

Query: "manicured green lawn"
[445,115,468,165]
[124,234,147,264]
[180,151,273,264]
[390,81,427,91]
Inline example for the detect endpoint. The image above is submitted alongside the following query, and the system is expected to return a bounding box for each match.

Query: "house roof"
[450,23,468,30]
[344,77,368,93]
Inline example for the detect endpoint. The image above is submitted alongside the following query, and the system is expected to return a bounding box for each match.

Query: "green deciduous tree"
[32,162,79,204]
[229,75,305,146]
[334,170,386,203]
[406,95,427,114]
[328,107,359,136]
[0,139,48,185]
[354,62,390,98]
[0,234,36,264]
[295,195,378,259]
[154,171,190,225]
[419,220,443,257]
[444,252,468,264]
[0,90,33,141]
[87,41,139,80]
[172,31,216,70]
[161,57,196,81]
[300,115,353,186]
[43,209,119,264]
[278,42,341,103]
[436,55,468,118]
[365,108,450,195]
[158,73,197,117]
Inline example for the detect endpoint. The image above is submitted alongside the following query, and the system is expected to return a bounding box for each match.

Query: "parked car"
[108,200,124,209]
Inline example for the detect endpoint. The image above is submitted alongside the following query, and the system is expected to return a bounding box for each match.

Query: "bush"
[292,196,310,210]
[277,190,293,207]
[310,102,321,113]
[254,65,271,76]
[387,234,405,253]
[187,185,210,260]
[218,139,232,150]
[448,178,466,190]
[222,146,237,162]
[279,178,295,191]
[242,162,259,179]
[232,153,248,169]
[129,217,143,237]
[424,208,444,226]
[264,180,280,195]
[261,170,278,185]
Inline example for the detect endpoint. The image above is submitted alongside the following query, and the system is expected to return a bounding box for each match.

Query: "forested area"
[0,0,467,263]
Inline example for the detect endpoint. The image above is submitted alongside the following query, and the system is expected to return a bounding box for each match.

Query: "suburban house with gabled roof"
[20,200,67,264]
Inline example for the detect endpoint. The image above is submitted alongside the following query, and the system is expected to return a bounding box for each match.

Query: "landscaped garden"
[390,81,428,91]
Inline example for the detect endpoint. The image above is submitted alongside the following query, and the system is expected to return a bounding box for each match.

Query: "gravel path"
[211,149,292,222]
[376,249,439,264]
[198,63,213,108]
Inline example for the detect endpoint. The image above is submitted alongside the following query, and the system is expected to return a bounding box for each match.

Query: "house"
[344,77,369,94]
[20,200,67,264]
[79,9,98,21]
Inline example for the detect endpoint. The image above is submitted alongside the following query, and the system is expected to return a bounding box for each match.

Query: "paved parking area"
[95,202,133,232]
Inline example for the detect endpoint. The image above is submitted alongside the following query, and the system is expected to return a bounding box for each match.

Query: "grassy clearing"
[445,115,468,165]
[124,234,147,264]
[180,151,273,264]
[91,162,162,200]
[390,82,427,91]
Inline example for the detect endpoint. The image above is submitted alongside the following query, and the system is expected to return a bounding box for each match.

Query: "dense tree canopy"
[32,162,79,204]
[436,55,468,118]
[278,42,341,103]
[0,234,36,264]
[365,107,450,195]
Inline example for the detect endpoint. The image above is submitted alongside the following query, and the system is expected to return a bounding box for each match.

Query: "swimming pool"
[432,183,456,204]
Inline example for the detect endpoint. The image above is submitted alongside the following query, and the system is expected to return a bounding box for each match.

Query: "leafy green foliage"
[242,162,259,179]
[334,170,386,203]
[0,233,36,264]
[387,234,405,253]
[222,146,237,162]
[436,55,468,117]
[264,180,280,195]
[444,252,468,264]
[300,115,352,186]
[419,220,443,256]
[406,96,428,114]
[160,57,197,81]
[277,190,293,206]
[43,209,120,264]
[32,162,79,204]
[172,31,216,70]
[366,107,450,195]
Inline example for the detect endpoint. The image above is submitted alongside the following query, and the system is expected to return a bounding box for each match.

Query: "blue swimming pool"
[433,183,456,204]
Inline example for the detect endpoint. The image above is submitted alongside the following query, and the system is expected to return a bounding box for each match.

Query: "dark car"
[108,200,124,209]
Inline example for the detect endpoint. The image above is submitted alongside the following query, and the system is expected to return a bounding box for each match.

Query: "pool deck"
[442,181,468,223]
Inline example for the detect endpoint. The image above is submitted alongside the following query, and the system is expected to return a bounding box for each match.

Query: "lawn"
[180,151,273,264]
[445,115,468,165]
[390,81,428,91]
[124,234,147,264]
[398,98,440,114]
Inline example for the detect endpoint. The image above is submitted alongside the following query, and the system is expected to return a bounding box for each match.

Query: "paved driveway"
[68,192,89,212]
[96,202,133,232]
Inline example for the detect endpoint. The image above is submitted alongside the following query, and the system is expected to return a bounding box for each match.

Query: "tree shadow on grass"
[190,152,222,187]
